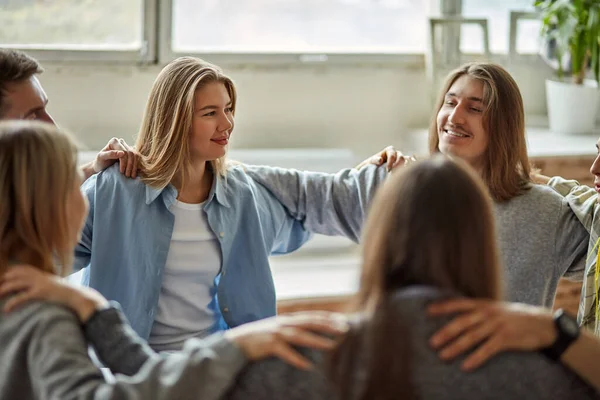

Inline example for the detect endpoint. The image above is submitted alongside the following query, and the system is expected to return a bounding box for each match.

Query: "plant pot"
[546,79,599,134]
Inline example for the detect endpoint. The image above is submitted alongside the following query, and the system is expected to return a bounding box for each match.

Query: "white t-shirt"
[148,200,222,352]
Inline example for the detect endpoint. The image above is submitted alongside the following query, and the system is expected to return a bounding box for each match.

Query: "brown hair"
[329,155,502,399]
[428,62,531,202]
[0,121,78,276]
[0,49,43,117]
[135,57,237,189]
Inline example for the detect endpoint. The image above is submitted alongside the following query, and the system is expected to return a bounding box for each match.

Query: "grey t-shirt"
[244,165,588,307]
[223,286,599,400]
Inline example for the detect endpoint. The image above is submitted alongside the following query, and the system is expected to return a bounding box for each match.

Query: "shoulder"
[517,184,565,204]
[0,299,80,339]
[226,350,331,400]
[385,286,461,336]
[498,184,568,216]
[463,349,596,397]
[223,164,280,198]
[81,164,147,199]
[389,285,454,313]
[225,164,253,183]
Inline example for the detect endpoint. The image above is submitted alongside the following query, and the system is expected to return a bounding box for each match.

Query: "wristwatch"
[541,308,580,361]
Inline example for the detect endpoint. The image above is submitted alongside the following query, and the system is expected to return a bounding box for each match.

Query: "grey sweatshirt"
[223,286,600,400]
[243,164,588,307]
[0,299,246,400]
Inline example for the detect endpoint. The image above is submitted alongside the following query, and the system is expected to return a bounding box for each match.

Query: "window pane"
[173,0,430,54]
[461,0,537,54]
[0,0,143,49]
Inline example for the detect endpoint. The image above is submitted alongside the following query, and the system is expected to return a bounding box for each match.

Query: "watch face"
[557,311,579,337]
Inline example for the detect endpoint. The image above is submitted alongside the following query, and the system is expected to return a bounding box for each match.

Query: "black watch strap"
[541,309,580,361]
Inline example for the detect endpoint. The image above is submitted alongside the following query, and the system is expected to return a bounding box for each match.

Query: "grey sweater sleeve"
[243,164,389,242]
[83,304,157,376]
[27,304,247,400]
[555,198,589,280]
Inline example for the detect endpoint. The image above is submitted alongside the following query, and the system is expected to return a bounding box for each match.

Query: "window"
[0,0,544,64]
[170,0,430,55]
[0,0,153,62]
[460,0,539,54]
[0,0,143,49]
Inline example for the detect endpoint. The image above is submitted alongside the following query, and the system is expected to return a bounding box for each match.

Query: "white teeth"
[445,130,469,138]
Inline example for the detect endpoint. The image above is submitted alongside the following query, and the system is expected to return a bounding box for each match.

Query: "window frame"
[1,0,158,64]
[157,0,435,67]
[0,0,541,67]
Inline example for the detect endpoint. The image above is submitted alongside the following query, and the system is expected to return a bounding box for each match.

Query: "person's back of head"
[329,155,502,399]
[0,120,83,276]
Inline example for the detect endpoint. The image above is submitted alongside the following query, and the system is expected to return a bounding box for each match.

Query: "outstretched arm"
[1,265,349,374]
[244,164,388,243]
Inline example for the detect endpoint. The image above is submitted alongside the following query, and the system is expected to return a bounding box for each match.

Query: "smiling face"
[436,75,488,170]
[189,81,234,162]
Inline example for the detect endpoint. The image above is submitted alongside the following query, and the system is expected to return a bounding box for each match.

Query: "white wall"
[41,58,556,161]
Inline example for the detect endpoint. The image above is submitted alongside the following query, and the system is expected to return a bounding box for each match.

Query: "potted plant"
[535,0,600,134]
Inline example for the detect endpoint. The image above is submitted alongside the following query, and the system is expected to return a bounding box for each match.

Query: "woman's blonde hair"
[0,121,78,276]
[329,155,502,399]
[135,57,237,189]
[429,62,531,202]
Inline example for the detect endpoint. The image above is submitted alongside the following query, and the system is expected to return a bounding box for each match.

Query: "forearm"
[245,164,388,242]
[561,332,600,392]
[84,305,158,376]
[80,161,96,181]
[33,307,248,400]
[105,335,247,400]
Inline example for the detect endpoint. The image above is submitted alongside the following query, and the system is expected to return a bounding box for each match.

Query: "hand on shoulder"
[0,265,108,323]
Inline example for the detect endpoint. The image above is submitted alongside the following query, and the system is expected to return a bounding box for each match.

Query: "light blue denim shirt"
[74,164,313,339]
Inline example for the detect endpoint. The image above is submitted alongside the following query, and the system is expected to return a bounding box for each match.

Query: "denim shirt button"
[219,232,225,238]
[223,307,229,312]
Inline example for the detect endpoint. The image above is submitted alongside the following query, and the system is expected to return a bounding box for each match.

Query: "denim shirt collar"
[144,173,231,208]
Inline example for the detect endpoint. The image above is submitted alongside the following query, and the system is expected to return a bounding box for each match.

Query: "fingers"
[108,137,129,152]
[119,155,126,175]
[355,156,383,170]
[281,312,349,335]
[438,318,497,361]
[429,309,486,350]
[103,150,125,160]
[118,139,134,178]
[0,279,32,297]
[271,340,314,370]
[461,336,504,371]
[385,147,398,171]
[427,298,478,317]
[277,326,336,350]
[131,151,138,179]
[3,291,37,313]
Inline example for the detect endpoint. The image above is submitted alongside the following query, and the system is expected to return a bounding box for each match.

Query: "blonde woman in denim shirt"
[75,57,388,352]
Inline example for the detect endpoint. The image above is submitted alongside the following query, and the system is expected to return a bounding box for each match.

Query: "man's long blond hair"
[0,121,78,276]
[136,57,237,189]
